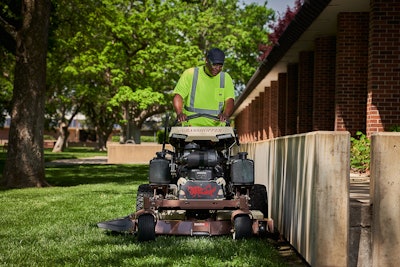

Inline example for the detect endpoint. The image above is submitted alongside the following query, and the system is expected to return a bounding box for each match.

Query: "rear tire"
[137,214,156,242]
[233,215,253,240]
[136,184,153,211]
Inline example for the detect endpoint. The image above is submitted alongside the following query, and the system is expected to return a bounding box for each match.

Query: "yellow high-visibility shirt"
[173,66,235,126]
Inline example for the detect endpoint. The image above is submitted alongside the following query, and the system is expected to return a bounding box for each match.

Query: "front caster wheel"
[137,214,156,242]
[233,215,253,240]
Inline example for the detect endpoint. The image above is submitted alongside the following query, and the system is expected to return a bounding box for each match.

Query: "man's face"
[205,59,223,76]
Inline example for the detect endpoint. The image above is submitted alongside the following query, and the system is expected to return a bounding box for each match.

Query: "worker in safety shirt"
[173,48,235,126]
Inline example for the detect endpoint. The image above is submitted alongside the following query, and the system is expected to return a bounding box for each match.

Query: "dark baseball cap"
[207,48,225,64]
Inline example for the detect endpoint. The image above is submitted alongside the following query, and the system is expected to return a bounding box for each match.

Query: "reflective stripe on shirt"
[185,67,225,115]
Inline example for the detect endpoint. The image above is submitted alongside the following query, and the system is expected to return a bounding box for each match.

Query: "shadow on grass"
[44,153,78,162]
[87,235,288,267]
[46,164,149,187]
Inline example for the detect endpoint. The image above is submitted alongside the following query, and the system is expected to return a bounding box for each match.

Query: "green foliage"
[110,135,157,143]
[350,131,370,172]
[0,46,14,126]
[43,0,274,147]
[109,87,167,110]
[141,135,156,143]
[111,135,120,142]
[389,125,400,132]
[43,134,56,140]
[2,0,274,151]
[157,130,166,144]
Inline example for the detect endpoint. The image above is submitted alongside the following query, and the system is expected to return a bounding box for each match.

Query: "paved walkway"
[349,172,371,267]
[45,156,108,166]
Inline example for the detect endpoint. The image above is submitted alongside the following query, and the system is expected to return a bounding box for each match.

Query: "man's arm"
[218,98,234,121]
[173,94,187,122]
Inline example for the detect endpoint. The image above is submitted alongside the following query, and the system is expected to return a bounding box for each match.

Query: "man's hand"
[177,113,187,122]
[218,113,228,122]
[173,94,187,122]
[219,98,234,122]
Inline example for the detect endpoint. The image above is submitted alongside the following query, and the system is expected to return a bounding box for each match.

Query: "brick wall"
[239,106,250,143]
[298,51,314,133]
[235,5,400,141]
[259,92,268,140]
[336,12,369,135]
[278,73,287,137]
[243,106,251,143]
[286,64,298,135]
[254,96,261,141]
[367,0,400,135]
[235,112,242,141]
[313,36,336,131]
[249,100,255,141]
[264,86,271,140]
[235,109,243,142]
[270,81,279,138]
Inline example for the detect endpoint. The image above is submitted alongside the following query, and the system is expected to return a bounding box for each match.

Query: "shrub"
[110,134,162,143]
[111,135,120,142]
[157,130,166,144]
[43,135,56,140]
[350,131,370,173]
[141,135,156,143]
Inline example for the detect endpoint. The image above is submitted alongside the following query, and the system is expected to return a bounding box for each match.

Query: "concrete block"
[107,142,173,164]
[239,131,350,267]
[371,133,400,267]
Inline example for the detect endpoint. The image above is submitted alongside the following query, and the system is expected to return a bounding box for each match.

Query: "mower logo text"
[187,184,216,197]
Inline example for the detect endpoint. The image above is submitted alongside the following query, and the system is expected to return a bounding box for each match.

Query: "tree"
[43,0,274,148]
[61,0,273,144]
[0,0,273,186]
[45,0,97,152]
[48,0,202,145]
[0,0,51,188]
[258,0,303,61]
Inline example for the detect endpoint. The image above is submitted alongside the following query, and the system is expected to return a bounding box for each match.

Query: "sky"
[245,0,297,16]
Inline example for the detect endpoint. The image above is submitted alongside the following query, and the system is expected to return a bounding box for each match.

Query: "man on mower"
[173,48,235,126]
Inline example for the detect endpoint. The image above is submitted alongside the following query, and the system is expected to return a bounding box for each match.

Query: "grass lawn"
[0,148,292,266]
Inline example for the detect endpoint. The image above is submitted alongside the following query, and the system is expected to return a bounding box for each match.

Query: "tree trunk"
[130,122,141,144]
[52,123,69,153]
[1,0,51,188]
[96,127,112,151]
[97,133,107,151]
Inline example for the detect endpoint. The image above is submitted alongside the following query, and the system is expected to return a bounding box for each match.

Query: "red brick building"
[233,0,400,143]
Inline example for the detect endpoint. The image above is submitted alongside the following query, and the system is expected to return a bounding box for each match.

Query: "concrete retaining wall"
[107,142,173,164]
[236,131,350,267]
[371,133,400,267]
